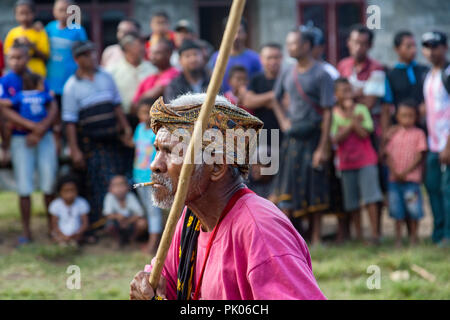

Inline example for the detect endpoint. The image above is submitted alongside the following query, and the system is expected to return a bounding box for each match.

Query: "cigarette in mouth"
[133,182,156,189]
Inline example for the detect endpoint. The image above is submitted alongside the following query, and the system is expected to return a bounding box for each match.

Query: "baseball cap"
[421,31,447,47]
[175,19,194,33]
[72,41,96,57]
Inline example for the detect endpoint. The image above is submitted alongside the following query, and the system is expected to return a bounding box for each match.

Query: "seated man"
[130,93,326,300]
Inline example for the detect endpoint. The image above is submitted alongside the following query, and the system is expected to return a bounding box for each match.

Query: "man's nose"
[150,151,167,174]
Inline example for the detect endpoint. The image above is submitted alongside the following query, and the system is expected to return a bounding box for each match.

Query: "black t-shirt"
[248,72,281,146]
[385,63,429,130]
[385,63,429,107]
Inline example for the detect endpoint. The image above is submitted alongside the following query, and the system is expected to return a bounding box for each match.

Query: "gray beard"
[150,165,204,209]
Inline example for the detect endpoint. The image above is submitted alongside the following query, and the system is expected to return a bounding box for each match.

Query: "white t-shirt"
[49,197,90,236]
[103,192,144,218]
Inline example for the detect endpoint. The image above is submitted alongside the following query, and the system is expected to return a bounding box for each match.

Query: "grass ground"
[0,191,449,299]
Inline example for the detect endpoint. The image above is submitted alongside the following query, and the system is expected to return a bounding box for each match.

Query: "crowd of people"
[0,0,449,252]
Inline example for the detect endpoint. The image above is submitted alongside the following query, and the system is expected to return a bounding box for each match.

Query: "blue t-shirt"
[133,122,157,183]
[0,71,23,98]
[45,21,88,94]
[10,90,53,135]
[0,70,50,99]
[207,48,262,92]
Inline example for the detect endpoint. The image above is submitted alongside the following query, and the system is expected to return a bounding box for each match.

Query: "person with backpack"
[422,30,450,247]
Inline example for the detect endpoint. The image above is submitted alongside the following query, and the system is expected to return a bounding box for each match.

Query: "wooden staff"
[148,0,247,290]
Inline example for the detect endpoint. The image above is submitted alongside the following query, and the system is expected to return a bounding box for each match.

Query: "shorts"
[11,131,58,196]
[341,165,383,212]
[388,182,424,220]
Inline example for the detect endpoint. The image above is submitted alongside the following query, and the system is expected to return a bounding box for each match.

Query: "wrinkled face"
[151,16,169,35]
[179,48,204,73]
[260,46,282,76]
[109,176,129,200]
[60,182,78,205]
[150,128,211,209]
[422,44,447,65]
[117,21,138,41]
[53,0,69,23]
[7,47,28,73]
[15,4,34,27]
[174,29,194,48]
[347,31,371,61]
[396,106,416,128]
[150,42,171,68]
[396,36,417,62]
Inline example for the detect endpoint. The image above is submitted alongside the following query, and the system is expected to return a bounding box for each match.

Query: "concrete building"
[0,0,449,67]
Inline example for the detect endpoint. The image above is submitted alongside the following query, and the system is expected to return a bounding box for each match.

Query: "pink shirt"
[385,127,427,183]
[146,189,325,300]
[132,66,180,103]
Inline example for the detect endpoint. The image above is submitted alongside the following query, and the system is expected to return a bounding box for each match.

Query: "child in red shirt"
[331,78,383,244]
[385,99,427,247]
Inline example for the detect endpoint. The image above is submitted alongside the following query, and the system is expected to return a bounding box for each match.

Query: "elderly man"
[129,93,326,300]
[101,18,141,68]
[106,32,156,115]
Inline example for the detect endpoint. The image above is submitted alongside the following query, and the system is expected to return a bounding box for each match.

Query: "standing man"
[132,39,179,105]
[421,31,450,247]
[129,93,326,300]
[337,24,385,239]
[207,18,262,92]
[164,40,209,101]
[270,29,334,245]
[106,32,156,115]
[145,11,175,60]
[62,41,133,223]
[101,18,141,69]
[383,31,429,133]
[242,42,283,146]
[45,0,88,107]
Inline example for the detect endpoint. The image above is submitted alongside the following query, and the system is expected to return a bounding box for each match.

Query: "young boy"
[385,99,427,247]
[103,175,147,247]
[224,65,253,114]
[132,99,162,255]
[4,0,49,77]
[0,71,58,244]
[0,43,30,166]
[145,11,175,60]
[49,175,89,245]
[45,0,88,104]
[331,78,383,244]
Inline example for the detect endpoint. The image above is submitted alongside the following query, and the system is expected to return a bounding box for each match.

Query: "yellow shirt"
[4,26,50,77]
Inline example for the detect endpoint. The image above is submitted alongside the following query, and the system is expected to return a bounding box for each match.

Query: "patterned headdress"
[149,93,264,176]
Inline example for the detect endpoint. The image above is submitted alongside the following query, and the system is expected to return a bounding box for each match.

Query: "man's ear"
[210,162,228,182]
